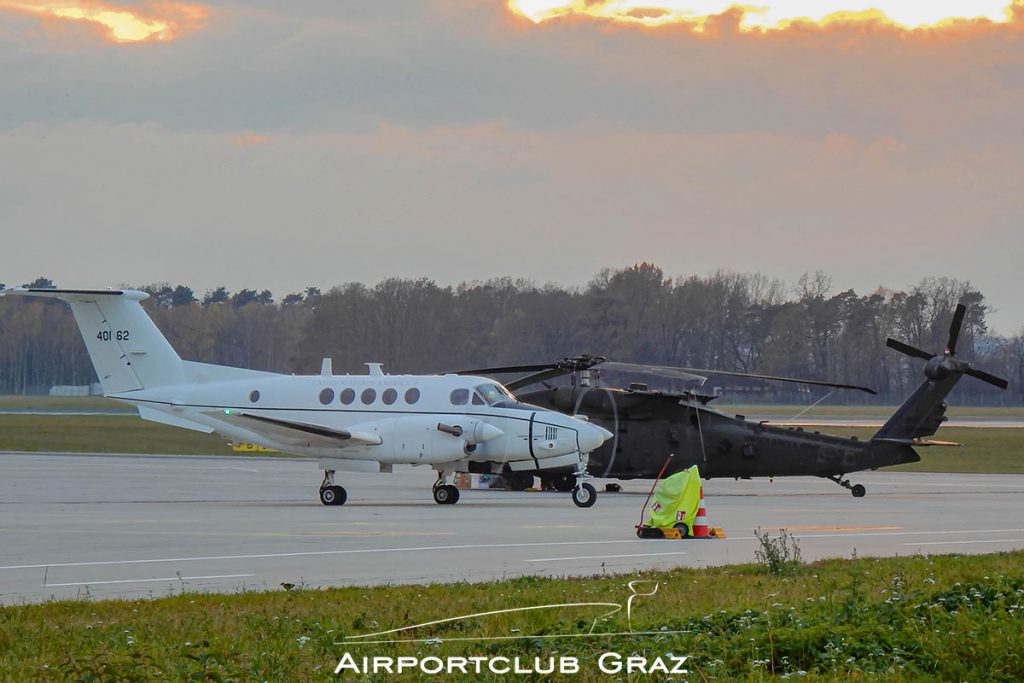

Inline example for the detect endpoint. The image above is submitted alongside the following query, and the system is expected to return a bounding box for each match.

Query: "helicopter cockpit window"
[449,388,470,406]
[474,383,512,406]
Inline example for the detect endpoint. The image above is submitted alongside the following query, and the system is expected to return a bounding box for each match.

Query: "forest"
[1,264,1020,404]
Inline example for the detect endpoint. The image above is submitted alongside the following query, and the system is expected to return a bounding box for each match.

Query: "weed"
[754,528,803,575]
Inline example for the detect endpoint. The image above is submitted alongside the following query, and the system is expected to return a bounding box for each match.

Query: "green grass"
[802,427,1024,474]
[0,552,1021,681]
[0,415,236,456]
[0,394,125,410]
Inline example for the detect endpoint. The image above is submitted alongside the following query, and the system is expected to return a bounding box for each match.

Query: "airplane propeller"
[458,354,878,394]
[885,303,1008,390]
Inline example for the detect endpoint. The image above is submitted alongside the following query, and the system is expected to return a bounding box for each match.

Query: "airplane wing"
[208,410,383,449]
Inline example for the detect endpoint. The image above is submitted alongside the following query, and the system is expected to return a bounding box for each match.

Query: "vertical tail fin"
[2,288,184,394]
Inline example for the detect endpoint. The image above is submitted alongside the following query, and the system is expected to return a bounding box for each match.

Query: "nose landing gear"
[571,482,597,508]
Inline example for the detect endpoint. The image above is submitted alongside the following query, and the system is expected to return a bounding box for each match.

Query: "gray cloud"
[0,2,1022,332]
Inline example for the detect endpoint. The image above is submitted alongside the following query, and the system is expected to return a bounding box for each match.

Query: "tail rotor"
[885,303,1008,390]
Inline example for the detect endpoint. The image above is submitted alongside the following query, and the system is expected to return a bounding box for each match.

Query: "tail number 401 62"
[97,329,130,341]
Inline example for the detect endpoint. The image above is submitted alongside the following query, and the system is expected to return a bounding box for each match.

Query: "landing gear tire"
[850,484,866,498]
[319,485,347,506]
[571,482,597,508]
[433,484,460,505]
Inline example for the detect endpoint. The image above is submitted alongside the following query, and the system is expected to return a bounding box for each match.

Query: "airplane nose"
[579,422,613,452]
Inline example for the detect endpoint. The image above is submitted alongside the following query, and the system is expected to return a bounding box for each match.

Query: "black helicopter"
[463,304,1008,500]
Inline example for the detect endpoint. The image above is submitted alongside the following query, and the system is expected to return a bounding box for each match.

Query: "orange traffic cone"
[691,486,710,538]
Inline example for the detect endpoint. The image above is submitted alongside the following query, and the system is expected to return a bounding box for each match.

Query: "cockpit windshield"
[474,383,516,406]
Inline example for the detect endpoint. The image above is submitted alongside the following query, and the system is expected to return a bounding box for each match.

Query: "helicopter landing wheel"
[571,482,597,508]
[825,474,865,498]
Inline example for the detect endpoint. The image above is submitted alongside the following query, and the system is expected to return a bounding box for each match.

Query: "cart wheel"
[674,522,689,538]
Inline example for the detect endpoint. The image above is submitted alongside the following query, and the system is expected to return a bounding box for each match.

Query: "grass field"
[0,395,125,410]
[0,415,237,456]
[0,550,1020,680]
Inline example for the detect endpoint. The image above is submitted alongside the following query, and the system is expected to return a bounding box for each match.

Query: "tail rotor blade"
[886,338,935,361]
[946,304,967,355]
[966,368,1009,390]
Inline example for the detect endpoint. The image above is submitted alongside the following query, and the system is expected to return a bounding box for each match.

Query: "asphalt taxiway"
[1,451,1022,604]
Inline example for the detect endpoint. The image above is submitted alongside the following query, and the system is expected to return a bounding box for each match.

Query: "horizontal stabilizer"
[873,437,962,447]
[209,410,382,449]
[137,405,214,434]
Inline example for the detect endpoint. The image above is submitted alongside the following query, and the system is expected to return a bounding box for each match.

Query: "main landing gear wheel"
[319,485,347,506]
[850,484,866,498]
[571,482,597,508]
[433,484,460,505]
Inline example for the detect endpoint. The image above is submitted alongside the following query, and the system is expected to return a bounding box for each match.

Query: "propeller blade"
[681,368,878,395]
[886,338,935,361]
[597,361,706,384]
[966,367,1009,390]
[946,303,966,355]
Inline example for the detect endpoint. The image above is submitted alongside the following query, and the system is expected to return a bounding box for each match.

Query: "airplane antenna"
[320,358,333,377]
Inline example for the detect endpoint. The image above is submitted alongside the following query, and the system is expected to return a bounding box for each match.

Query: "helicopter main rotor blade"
[597,361,706,384]
[680,368,878,395]
[456,363,558,376]
[504,367,577,392]
[946,303,967,355]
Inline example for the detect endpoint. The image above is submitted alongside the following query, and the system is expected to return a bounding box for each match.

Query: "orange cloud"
[507,1,1022,33]
[0,1,208,44]
[231,132,273,147]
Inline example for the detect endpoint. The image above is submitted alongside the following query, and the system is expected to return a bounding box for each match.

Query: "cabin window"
[249,390,260,403]
[449,388,470,406]
[319,388,334,405]
[339,388,355,405]
[361,388,377,405]
[474,383,512,406]
[472,392,485,405]
[382,388,398,405]
[405,388,420,405]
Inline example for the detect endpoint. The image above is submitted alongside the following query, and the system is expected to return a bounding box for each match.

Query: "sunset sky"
[1,1,1022,333]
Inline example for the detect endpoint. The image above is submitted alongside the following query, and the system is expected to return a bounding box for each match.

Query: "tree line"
[1,265,1020,404]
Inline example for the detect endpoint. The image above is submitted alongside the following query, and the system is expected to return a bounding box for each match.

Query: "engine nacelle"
[377,416,504,464]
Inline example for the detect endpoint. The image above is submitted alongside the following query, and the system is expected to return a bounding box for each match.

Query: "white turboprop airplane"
[2,288,612,507]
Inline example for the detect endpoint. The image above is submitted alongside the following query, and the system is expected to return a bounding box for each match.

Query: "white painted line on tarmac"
[0,540,634,571]
[902,539,1023,547]
[526,552,688,562]
[45,574,255,587]
[5,529,1024,573]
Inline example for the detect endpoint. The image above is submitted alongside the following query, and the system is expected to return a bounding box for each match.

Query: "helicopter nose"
[579,422,613,452]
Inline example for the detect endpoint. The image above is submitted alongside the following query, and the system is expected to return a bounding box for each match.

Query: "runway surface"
[1,451,1022,604]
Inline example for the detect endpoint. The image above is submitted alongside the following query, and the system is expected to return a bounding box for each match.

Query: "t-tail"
[874,303,1008,442]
